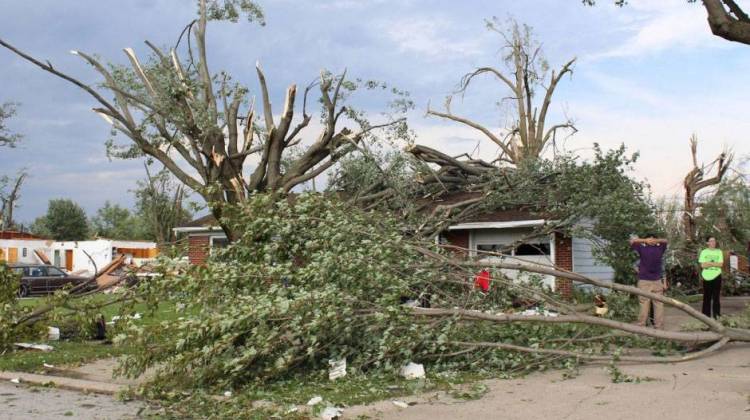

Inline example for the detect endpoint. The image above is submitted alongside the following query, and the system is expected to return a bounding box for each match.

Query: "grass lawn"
[1,295,177,373]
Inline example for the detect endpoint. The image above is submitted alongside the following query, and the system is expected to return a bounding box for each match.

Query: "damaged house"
[175,196,616,298]
[0,230,158,276]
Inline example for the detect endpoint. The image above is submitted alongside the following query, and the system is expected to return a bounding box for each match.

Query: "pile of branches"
[0,263,41,350]
[114,193,750,394]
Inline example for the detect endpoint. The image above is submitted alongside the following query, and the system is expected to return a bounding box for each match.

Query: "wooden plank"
[97,254,126,277]
[34,249,51,265]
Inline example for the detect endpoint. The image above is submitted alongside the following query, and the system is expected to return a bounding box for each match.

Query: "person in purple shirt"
[630,233,668,329]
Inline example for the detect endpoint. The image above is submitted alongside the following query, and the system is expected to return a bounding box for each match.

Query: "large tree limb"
[413,307,722,343]
[703,0,750,44]
[426,107,516,160]
[536,58,575,146]
[0,39,122,123]
[444,337,731,364]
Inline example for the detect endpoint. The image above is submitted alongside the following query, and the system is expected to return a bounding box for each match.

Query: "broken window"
[211,236,229,249]
[515,243,551,256]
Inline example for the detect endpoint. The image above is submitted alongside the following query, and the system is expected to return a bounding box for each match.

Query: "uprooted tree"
[0,0,410,241]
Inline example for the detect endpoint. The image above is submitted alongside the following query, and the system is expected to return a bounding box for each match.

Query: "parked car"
[9,264,92,297]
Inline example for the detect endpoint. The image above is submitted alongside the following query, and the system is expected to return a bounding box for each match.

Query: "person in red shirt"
[474,268,491,292]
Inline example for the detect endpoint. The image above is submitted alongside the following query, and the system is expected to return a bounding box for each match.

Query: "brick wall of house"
[554,232,574,299]
[188,235,210,265]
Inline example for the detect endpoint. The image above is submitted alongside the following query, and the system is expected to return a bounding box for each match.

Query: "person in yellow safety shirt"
[698,236,723,318]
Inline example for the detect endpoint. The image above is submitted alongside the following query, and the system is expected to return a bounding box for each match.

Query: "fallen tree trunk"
[410,244,750,364]
[444,337,731,364]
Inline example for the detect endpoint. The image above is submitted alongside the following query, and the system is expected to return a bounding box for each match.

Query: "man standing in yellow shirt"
[698,236,723,318]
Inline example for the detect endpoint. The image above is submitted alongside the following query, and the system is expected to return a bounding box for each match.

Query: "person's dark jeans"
[702,276,722,318]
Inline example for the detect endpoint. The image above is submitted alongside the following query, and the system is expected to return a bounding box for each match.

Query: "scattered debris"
[306,396,323,406]
[328,358,346,380]
[223,391,232,398]
[34,249,51,265]
[95,255,127,290]
[14,343,54,352]
[402,299,420,308]
[9,378,20,384]
[47,326,60,341]
[519,308,559,317]
[392,400,409,408]
[43,363,55,369]
[400,362,425,380]
[320,406,343,420]
[594,295,609,316]
[94,315,107,340]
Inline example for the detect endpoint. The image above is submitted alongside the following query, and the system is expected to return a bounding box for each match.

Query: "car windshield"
[47,267,66,277]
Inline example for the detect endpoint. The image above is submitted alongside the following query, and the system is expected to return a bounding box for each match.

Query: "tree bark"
[703,0,750,45]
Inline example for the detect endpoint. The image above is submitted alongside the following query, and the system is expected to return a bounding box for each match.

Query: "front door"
[65,250,74,272]
[7,248,18,263]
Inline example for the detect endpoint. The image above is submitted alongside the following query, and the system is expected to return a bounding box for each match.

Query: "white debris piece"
[402,299,419,308]
[328,358,347,380]
[14,343,54,352]
[10,378,20,384]
[399,362,425,380]
[47,327,60,341]
[132,313,142,320]
[520,308,558,317]
[320,406,343,420]
[306,396,323,406]
[43,363,55,369]
[223,391,232,398]
[392,400,409,408]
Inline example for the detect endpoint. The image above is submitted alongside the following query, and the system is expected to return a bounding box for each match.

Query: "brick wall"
[554,232,573,299]
[188,235,210,265]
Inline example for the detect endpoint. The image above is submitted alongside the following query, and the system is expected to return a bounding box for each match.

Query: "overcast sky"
[1,0,748,223]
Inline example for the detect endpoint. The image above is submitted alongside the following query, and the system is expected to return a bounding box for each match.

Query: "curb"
[0,371,125,395]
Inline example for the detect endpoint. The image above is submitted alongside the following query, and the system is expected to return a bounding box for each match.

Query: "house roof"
[181,214,218,228]
[175,192,548,234]
[173,214,222,234]
[0,231,48,240]
[418,191,547,225]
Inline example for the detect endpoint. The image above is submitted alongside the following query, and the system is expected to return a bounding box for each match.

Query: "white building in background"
[0,231,158,276]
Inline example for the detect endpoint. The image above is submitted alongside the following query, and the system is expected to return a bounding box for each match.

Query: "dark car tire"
[18,284,30,298]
